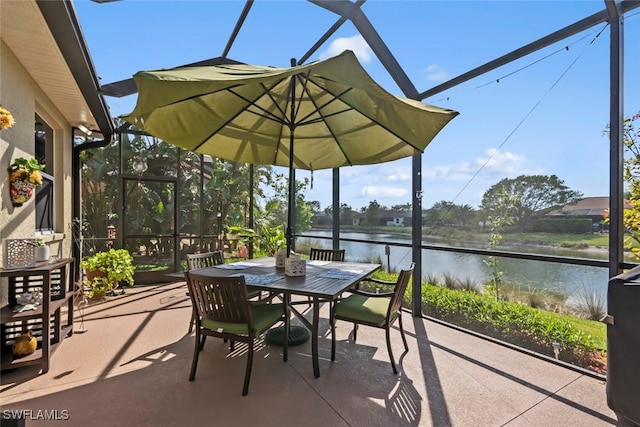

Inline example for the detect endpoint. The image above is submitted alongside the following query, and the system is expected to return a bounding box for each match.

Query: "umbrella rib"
[255,79,294,165]
[305,74,425,153]
[294,77,355,166]
[290,71,355,127]
[192,97,257,152]
[227,83,290,126]
[254,80,292,162]
[162,82,246,105]
[291,71,312,126]
[192,78,291,151]
[294,76,355,126]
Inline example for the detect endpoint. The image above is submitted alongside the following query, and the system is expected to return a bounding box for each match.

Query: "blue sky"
[75,0,639,211]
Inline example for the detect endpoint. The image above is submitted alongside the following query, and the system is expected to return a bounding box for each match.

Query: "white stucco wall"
[1,41,74,300]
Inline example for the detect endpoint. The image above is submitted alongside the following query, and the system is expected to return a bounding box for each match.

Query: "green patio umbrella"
[122,50,458,254]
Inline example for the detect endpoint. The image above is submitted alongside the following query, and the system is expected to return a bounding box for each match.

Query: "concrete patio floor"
[1,280,615,426]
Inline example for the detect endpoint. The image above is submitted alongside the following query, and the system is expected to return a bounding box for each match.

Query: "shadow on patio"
[1,281,615,426]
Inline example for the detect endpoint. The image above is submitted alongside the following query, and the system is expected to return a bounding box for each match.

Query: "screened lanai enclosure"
[77,2,640,420]
[78,1,639,288]
[86,0,639,286]
[80,129,295,284]
[81,131,207,283]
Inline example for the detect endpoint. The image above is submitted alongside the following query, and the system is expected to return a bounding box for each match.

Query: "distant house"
[555,197,608,217]
[550,197,629,218]
[352,213,365,226]
[311,211,331,226]
[386,212,411,227]
[547,197,630,230]
[382,210,411,227]
[386,217,404,227]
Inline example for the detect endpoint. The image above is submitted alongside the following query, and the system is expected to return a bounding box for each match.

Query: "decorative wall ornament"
[7,157,44,207]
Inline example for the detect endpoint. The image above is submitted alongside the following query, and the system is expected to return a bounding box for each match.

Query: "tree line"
[317,174,584,231]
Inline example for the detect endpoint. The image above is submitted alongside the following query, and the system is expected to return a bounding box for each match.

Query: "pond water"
[297,231,610,307]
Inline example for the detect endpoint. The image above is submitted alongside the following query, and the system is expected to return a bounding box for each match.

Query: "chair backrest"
[185,272,252,326]
[186,251,224,270]
[309,248,345,262]
[388,263,415,318]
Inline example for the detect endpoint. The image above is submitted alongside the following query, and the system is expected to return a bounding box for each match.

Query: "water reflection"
[298,231,609,306]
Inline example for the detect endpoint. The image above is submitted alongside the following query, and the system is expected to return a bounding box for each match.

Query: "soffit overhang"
[1,0,112,137]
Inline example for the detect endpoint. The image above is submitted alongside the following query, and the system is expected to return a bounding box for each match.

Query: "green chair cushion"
[335,294,392,326]
[201,303,285,335]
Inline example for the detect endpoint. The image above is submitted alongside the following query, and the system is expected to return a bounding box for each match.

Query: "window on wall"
[35,115,54,232]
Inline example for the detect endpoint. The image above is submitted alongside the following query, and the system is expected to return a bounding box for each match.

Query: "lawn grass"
[562,314,607,350]
[503,232,610,248]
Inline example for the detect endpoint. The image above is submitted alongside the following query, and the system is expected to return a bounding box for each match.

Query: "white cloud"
[424,64,448,82]
[472,148,528,177]
[361,186,409,199]
[387,172,411,183]
[423,149,528,182]
[319,35,373,63]
[305,150,542,209]
[339,166,366,180]
[419,148,550,207]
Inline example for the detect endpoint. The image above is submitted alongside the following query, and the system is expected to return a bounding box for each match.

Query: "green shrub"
[81,249,135,297]
[367,270,606,373]
[531,218,593,233]
[420,284,605,372]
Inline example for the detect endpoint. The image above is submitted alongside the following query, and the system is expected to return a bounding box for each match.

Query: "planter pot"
[9,179,35,207]
[85,269,115,299]
[35,246,50,262]
[89,288,108,300]
[85,269,106,283]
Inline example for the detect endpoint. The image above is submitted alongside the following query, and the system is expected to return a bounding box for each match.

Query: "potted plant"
[80,249,135,299]
[34,238,49,262]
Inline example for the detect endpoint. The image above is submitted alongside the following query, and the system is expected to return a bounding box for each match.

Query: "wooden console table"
[1,258,75,373]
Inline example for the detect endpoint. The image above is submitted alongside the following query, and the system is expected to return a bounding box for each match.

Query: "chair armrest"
[248,292,280,305]
[352,277,396,295]
[346,288,394,298]
[360,277,396,287]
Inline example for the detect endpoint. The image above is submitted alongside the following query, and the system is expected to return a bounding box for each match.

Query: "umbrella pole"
[286,58,297,257]
[266,58,311,349]
[286,143,294,257]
